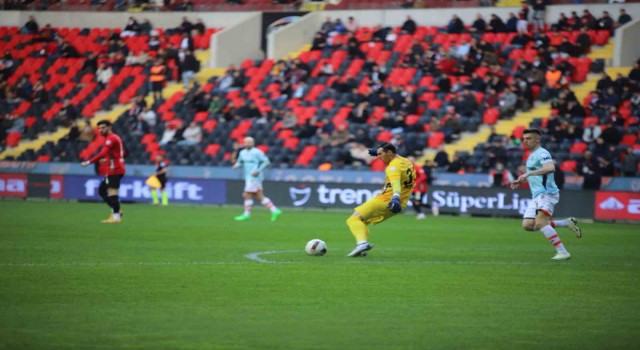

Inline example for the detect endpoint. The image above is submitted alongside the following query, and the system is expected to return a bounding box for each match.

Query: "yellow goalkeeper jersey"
[375,155,415,204]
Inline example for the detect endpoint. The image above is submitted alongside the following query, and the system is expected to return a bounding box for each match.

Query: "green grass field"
[1,201,639,349]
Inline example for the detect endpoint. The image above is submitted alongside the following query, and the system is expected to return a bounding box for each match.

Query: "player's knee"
[533,221,548,231]
[346,214,362,225]
[522,221,535,231]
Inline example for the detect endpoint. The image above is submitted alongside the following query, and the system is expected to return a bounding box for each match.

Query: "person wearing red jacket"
[408,156,428,220]
[81,120,126,223]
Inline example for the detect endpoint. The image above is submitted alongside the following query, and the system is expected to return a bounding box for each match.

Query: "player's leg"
[98,178,109,206]
[551,217,582,238]
[256,185,282,222]
[102,175,122,223]
[150,188,159,205]
[160,178,168,206]
[533,195,570,260]
[411,192,425,220]
[346,199,391,257]
[234,191,254,221]
[522,198,537,232]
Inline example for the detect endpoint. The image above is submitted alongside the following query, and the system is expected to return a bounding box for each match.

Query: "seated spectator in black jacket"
[617,8,632,27]
[578,151,602,190]
[598,11,614,34]
[505,13,518,33]
[401,16,417,35]
[489,14,507,33]
[20,16,39,34]
[447,15,464,34]
[471,14,487,33]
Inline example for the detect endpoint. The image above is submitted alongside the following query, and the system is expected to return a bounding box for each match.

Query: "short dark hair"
[378,142,397,154]
[523,128,542,136]
[97,120,112,127]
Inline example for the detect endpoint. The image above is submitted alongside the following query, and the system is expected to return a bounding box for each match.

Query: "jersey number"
[403,169,414,189]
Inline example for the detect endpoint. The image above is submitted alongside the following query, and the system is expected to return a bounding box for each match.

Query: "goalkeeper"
[346,142,416,257]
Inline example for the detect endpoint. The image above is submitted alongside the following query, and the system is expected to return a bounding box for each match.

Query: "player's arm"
[255,152,271,173]
[386,163,403,213]
[81,143,110,167]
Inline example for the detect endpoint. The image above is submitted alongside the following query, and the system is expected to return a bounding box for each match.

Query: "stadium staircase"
[422,37,624,164]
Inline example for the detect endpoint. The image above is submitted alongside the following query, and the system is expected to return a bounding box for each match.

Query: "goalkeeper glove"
[387,194,402,213]
[368,147,378,156]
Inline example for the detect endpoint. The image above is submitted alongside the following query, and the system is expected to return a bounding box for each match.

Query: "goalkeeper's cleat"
[101,217,121,224]
[416,213,426,220]
[234,214,251,221]
[569,217,582,238]
[271,209,282,222]
[551,252,571,261]
[347,242,374,257]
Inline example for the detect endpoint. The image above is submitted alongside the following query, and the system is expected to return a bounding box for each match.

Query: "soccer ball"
[305,239,328,256]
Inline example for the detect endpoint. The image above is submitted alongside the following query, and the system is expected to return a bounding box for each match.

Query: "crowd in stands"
[1,7,639,184]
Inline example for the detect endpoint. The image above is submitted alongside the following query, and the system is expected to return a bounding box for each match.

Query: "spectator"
[140,106,157,127]
[489,14,507,33]
[32,81,48,104]
[149,58,167,103]
[617,8,632,27]
[180,32,194,51]
[553,159,565,190]
[193,18,206,35]
[516,12,528,33]
[578,150,602,190]
[131,114,150,136]
[598,11,614,34]
[506,13,518,33]
[600,122,622,145]
[177,121,202,146]
[140,19,153,35]
[621,147,639,177]
[57,99,78,127]
[447,15,464,34]
[148,30,161,51]
[20,15,39,34]
[318,62,334,77]
[434,146,450,169]
[531,0,547,31]
[344,17,358,33]
[489,162,514,188]
[310,32,326,51]
[471,13,487,33]
[121,17,141,37]
[401,16,417,35]
[176,0,194,11]
[447,152,465,173]
[178,50,199,88]
[320,17,335,34]
[15,76,33,100]
[576,27,591,55]
[96,62,113,89]
[160,121,180,146]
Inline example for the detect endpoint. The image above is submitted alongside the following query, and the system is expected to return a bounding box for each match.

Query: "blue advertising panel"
[63,175,226,204]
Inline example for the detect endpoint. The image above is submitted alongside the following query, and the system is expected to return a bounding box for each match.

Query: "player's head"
[243,136,255,149]
[96,120,112,136]
[376,142,397,165]
[522,128,542,150]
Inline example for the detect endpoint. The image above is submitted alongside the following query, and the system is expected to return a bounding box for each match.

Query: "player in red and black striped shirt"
[81,120,126,223]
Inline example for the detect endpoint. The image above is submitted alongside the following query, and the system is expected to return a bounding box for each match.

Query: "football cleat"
[551,252,571,260]
[271,209,282,222]
[569,217,582,238]
[416,213,426,220]
[347,242,374,257]
[101,218,121,224]
[234,214,251,221]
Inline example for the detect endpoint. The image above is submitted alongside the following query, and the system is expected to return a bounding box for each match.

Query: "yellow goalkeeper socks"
[161,190,168,206]
[151,190,159,205]
[347,215,369,242]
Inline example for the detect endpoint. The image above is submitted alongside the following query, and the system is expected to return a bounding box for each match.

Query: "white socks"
[540,225,568,254]
[243,199,253,216]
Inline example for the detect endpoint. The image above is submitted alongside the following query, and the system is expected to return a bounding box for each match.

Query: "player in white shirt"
[232,137,282,222]
[511,128,582,260]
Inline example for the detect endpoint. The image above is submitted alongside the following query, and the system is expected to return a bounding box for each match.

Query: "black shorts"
[104,175,124,189]
[152,81,164,92]
[157,174,167,189]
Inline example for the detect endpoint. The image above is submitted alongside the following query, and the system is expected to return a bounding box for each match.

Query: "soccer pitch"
[1,201,639,349]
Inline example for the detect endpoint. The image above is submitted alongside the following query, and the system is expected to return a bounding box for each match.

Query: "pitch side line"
[244,250,300,263]
[0,261,250,267]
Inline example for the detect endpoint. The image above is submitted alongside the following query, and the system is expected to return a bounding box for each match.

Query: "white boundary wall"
[211,13,263,68]
[321,3,640,27]
[267,11,321,60]
[0,11,256,29]
[614,18,640,67]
